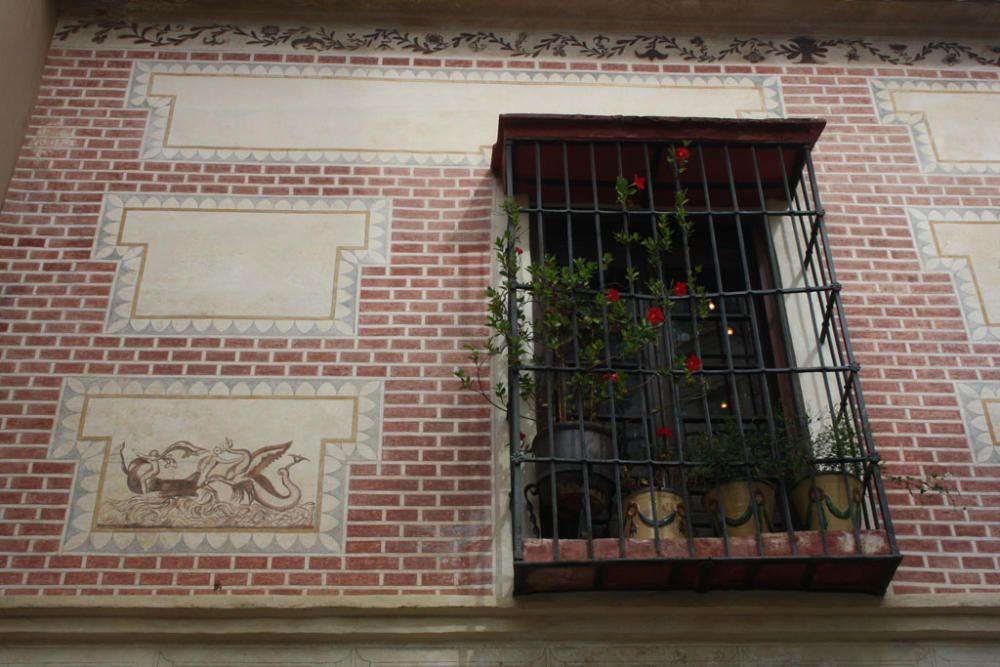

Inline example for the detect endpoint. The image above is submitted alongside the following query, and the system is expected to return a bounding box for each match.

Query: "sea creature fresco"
[102,438,314,529]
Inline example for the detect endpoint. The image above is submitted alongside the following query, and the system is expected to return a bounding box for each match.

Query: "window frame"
[491,115,901,595]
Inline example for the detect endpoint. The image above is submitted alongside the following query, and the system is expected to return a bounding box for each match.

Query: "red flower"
[675,147,690,161]
[520,431,526,441]
[656,426,674,439]
[632,174,646,191]
[686,354,702,373]
[673,281,688,297]
[607,288,620,302]
[645,306,665,326]
[515,246,524,255]
[602,372,620,383]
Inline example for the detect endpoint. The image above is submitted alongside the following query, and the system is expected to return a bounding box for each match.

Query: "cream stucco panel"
[929,221,1000,325]
[83,395,356,531]
[985,400,1000,448]
[145,70,772,156]
[889,90,1000,163]
[93,195,390,337]
[120,209,368,319]
[872,79,1000,173]
[49,377,384,553]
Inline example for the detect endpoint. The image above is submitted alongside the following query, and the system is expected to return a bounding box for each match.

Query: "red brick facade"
[2,38,999,597]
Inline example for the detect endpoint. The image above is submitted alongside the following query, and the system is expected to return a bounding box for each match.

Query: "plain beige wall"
[0,0,55,205]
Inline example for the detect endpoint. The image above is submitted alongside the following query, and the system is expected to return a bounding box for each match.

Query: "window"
[490,116,900,595]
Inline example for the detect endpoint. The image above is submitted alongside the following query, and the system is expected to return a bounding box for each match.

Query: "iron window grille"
[490,116,901,595]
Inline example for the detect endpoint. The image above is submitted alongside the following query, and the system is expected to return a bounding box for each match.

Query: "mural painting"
[104,438,313,530]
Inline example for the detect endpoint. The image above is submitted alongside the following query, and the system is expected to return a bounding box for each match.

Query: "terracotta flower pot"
[703,479,776,537]
[791,472,863,531]
[623,488,686,539]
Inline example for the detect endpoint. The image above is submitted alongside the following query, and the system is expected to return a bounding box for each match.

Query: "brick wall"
[1,28,999,597]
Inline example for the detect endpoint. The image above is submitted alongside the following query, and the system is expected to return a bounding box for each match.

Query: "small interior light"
[720,401,729,409]
[727,327,735,336]
[708,301,716,311]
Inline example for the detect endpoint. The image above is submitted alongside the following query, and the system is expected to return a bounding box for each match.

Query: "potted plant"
[787,417,866,531]
[620,427,686,539]
[456,162,709,538]
[689,419,783,538]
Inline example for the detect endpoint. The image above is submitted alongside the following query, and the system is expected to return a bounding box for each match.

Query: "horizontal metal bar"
[520,206,820,216]
[516,363,856,375]
[511,283,841,298]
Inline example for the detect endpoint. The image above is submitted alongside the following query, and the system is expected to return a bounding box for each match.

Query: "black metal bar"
[503,130,898,589]
[803,149,897,552]
[506,139,525,561]
[723,145,773,556]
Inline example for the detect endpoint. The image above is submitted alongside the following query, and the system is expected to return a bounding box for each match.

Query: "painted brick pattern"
[1,42,999,597]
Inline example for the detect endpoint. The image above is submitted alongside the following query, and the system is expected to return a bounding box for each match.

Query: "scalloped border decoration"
[956,382,1000,465]
[93,194,390,337]
[871,78,1000,174]
[906,207,1000,342]
[125,60,782,165]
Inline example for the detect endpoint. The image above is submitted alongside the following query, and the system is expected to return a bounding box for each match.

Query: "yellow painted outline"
[146,71,769,155]
[115,207,371,321]
[888,88,1000,165]
[984,399,1000,448]
[79,393,359,534]
[927,219,1000,327]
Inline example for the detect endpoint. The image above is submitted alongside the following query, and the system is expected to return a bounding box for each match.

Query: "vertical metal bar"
[640,142,664,557]
[699,145,743,555]
[637,144,690,555]
[769,145,805,554]
[803,149,896,552]
[673,144,714,555]
[723,145,773,556]
[506,140,525,561]
[533,141,560,560]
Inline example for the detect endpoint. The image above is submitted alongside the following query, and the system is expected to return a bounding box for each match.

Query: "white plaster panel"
[906,208,1000,342]
[929,222,1000,325]
[128,62,782,164]
[94,195,389,337]
[84,395,356,531]
[49,377,384,553]
[872,79,1000,173]
[956,382,1000,465]
[121,209,367,318]
[889,90,1000,163]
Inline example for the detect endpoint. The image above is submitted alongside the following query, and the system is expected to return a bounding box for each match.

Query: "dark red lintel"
[490,114,826,174]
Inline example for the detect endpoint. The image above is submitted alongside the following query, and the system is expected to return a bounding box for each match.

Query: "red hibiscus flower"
[607,288,620,302]
[656,426,674,439]
[645,306,665,326]
[686,354,702,373]
[519,431,526,441]
[515,246,524,255]
[632,174,646,191]
[676,147,690,161]
[602,372,620,382]
[673,281,688,297]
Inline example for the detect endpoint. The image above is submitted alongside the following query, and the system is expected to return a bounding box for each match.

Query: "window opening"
[484,116,900,594]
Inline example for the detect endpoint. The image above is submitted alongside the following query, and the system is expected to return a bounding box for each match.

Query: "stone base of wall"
[1,639,998,666]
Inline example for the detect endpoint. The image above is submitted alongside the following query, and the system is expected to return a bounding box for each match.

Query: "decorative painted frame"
[871,78,1000,174]
[49,376,383,554]
[125,60,783,165]
[906,207,1000,342]
[956,382,1000,464]
[93,194,390,337]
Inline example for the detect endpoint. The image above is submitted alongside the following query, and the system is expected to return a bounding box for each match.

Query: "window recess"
[490,115,900,595]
